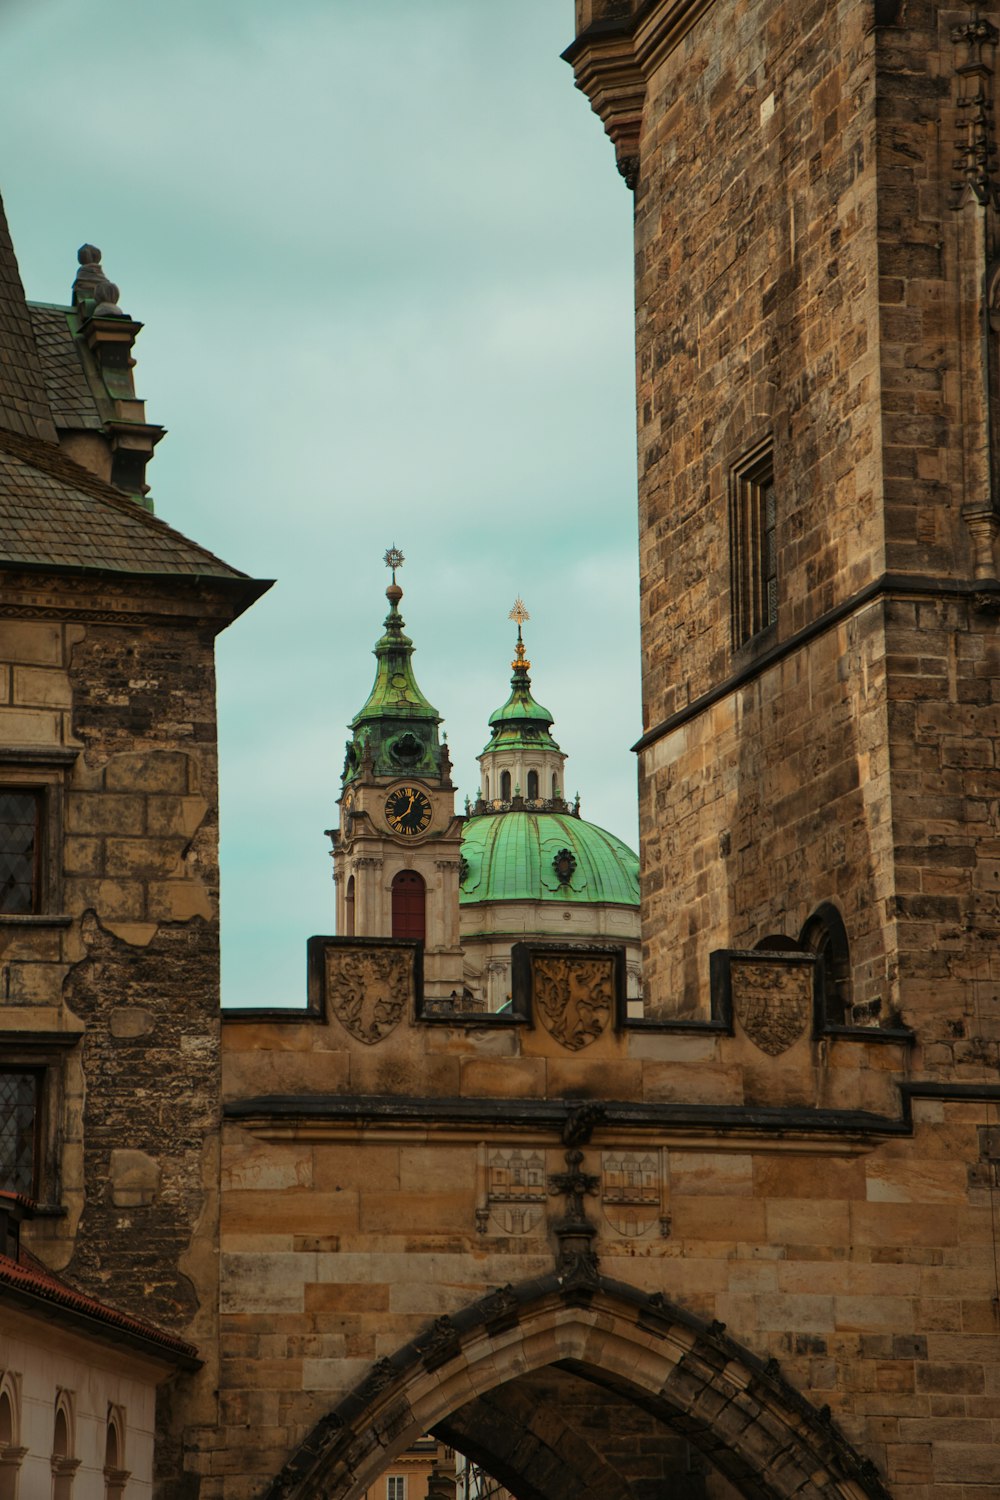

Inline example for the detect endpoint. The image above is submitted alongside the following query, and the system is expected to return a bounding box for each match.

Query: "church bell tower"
[329,548,463,999]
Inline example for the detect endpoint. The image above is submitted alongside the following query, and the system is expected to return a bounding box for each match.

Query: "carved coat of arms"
[602,1150,667,1238]
[485,1148,546,1235]
[732,958,811,1056]
[532,955,612,1051]
[327,947,411,1044]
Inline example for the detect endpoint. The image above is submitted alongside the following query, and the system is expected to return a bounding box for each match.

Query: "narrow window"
[104,1407,128,1500]
[483,775,489,801]
[552,774,559,799]
[527,770,539,800]
[500,771,511,801]
[391,871,425,942]
[344,875,355,937]
[730,441,777,645]
[0,1072,38,1196]
[52,1396,79,1500]
[387,1478,407,1500]
[0,792,41,915]
[0,1381,23,1500]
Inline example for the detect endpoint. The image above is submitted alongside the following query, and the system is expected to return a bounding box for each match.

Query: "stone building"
[6,1,1000,1497]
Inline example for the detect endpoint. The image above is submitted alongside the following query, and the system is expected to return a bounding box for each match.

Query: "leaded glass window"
[0,791,39,914]
[0,1071,38,1194]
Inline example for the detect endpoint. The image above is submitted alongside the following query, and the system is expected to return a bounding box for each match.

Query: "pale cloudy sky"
[2,0,640,1005]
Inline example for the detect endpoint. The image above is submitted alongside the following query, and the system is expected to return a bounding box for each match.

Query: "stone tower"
[330,555,463,998]
[566,0,1000,1070]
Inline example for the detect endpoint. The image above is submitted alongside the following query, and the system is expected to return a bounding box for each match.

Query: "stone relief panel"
[731,956,812,1056]
[476,1146,546,1235]
[326,945,412,1044]
[601,1148,669,1238]
[531,954,613,1050]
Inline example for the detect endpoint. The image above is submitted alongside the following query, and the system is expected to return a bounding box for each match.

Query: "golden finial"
[383,545,405,583]
[508,597,530,672]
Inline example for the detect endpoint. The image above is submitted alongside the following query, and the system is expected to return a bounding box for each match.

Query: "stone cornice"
[563,0,718,185]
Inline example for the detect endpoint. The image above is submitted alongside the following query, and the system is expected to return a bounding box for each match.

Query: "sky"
[1,0,640,1005]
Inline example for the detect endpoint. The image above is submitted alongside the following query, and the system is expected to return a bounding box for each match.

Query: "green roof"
[460,811,639,908]
[482,628,561,755]
[344,583,445,785]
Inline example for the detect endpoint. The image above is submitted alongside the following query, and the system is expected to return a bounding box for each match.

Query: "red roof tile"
[0,1246,200,1367]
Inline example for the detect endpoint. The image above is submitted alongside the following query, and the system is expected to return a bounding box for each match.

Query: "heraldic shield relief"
[731,955,812,1057]
[326,945,411,1044]
[601,1150,663,1237]
[487,1148,546,1235]
[531,953,613,1051]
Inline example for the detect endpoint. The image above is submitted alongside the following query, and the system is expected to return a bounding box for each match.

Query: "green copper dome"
[343,578,445,786]
[460,812,639,908]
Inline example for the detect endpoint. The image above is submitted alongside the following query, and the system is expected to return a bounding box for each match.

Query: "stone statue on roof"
[72,244,127,317]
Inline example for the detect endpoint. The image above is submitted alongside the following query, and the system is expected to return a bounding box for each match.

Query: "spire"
[342,548,446,786]
[482,598,561,755]
[0,194,57,444]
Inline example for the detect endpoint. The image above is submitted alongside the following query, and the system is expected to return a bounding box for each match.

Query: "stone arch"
[263,1272,888,1500]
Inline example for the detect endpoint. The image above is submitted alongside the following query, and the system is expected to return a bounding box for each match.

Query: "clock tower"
[329,549,464,999]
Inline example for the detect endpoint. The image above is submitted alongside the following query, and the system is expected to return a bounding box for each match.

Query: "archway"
[263,1273,888,1500]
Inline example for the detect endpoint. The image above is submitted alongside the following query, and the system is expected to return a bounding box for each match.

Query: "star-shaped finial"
[508,597,530,628]
[384,545,405,583]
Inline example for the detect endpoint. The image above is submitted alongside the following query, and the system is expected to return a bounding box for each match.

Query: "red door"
[391,870,426,941]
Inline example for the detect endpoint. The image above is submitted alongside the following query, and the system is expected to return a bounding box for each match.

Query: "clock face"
[384,785,432,837]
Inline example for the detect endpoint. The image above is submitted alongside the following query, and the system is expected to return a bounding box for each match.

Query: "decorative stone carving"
[601,1150,661,1238]
[326,946,410,1044]
[731,956,811,1056]
[72,244,127,316]
[415,1315,460,1369]
[486,1148,546,1235]
[531,954,612,1050]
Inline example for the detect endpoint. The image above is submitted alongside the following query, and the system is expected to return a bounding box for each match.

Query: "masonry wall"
[0,578,236,1494]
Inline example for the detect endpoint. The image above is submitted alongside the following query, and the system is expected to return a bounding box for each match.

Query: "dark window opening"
[391,870,425,942]
[527,770,539,800]
[799,902,852,1025]
[345,875,355,937]
[500,770,511,801]
[730,442,777,646]
[0,1070,38,1195]
[0,791,40,914]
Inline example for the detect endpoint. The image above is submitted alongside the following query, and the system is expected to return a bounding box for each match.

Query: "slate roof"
[0,426,250,581]
[28,303,102,430]
[0,201,58,444]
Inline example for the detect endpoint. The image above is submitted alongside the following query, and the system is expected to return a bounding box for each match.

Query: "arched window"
[0,1377,24,1500]
[104,1407,128,1500]
[799,903,851,1026]
[52,1394,79,1500]
[552,774,559,799]
[345,875,355,937]
[391,870,425,941]
[527,770,539,800]
[500,770,511,801]
[484,775,489,801]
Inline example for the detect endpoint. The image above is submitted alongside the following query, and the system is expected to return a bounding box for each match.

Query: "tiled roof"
[28,304,102,430]
[0,196,58,444]
[0,1244,200,1366]
[0,426,249,580]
